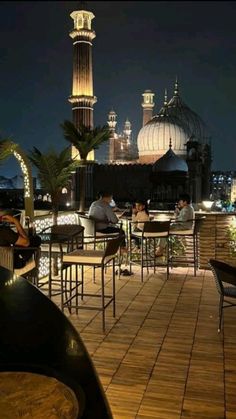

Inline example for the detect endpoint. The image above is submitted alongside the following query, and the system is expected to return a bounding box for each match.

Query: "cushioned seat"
[63,249,117,265]
[169,229,193,235]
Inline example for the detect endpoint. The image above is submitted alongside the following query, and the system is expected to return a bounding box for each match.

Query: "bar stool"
[168,217,205,276]
[61,235,124,331]
[39,224,84,297]
[129,220,171,282]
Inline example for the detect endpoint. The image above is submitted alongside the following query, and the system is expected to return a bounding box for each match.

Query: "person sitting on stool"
[155,193,195,257]
[131,200,150,250]
[88,191,127,252]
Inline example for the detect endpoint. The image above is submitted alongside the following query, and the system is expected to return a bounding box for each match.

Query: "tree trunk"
[79,163,86,213]
[52,208,58,225]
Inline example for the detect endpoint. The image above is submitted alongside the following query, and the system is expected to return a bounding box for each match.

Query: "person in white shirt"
[131,200,150,250]
[132,200,150,231]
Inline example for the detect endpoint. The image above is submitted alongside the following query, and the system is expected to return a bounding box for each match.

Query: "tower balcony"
[69,29,96,41]
[68,95,97,106]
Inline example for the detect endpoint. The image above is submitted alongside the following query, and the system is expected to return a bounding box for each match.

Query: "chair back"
[78,215,96,238]
[51,224,84,251]
[143,220,170,237]
[208,259,229,296]
[50,224,82,236]
[103,235,124,262]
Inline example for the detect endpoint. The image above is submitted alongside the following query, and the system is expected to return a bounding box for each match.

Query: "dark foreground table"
[0,266,113,418]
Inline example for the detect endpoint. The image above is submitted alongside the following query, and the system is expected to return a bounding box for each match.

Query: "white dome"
[137,118,188,158]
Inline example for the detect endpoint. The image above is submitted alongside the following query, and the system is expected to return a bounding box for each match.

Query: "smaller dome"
[152,145,188,173]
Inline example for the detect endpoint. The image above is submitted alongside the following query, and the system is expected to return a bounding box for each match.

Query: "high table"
[0,266,112,418]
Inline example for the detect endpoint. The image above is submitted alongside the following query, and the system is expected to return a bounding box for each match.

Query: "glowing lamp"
[202,201,213,211]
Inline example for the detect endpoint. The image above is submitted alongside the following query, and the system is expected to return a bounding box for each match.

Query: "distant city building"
[231,178,236,203]
[211,171,234,200]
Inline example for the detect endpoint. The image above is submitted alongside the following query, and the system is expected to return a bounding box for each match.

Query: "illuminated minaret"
[68,3,97,160]
[142,90,155,127]
[107,110,117,163]
[123,118,132,144]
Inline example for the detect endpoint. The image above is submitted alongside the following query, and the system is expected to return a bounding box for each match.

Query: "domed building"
[167,80,208,144]
[136,79,212,202]
[152,140,188,173]
[138,89,190,163]
[69,3,212,207]
[150,140,189,202]
[137,80,210,164]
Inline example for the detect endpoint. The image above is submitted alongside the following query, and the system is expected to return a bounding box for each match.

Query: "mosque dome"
[152,142,188,173]
[167,80,209,143]
[137,81,209,164]
[137,116,188,160]
[137,90,189,163]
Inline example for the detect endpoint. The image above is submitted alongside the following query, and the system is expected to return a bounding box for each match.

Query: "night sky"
[0,0,235,177]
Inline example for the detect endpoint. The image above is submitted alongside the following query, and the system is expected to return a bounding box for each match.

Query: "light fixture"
[202,200,213,211]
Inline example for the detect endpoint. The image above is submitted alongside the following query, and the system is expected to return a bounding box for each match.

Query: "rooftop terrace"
[51,265,236,418]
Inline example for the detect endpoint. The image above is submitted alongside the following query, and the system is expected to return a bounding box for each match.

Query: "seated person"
[88,191,127,250]
[131,200,150,249]
[0,214,41,268]
[171,193,195,231]
[156,193,195,256]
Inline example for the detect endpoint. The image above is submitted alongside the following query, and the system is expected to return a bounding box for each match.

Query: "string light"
[13,150,31,198]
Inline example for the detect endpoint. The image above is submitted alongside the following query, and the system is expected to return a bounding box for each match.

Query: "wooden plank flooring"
[50,265,236,419]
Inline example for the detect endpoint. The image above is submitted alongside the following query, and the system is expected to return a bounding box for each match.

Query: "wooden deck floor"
[51,265,236,419]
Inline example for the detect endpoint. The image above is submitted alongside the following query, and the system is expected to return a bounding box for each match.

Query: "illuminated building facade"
[211,171,234,200]
[107,111,137,163]
[71,4,212,206]
[68,4,97,160]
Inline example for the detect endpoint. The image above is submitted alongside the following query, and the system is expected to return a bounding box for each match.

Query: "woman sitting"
[131,200,150,250]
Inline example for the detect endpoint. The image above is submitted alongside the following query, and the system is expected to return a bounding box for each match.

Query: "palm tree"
[28,146,79,225]
[0,139,16,163]
[61,121,110,213]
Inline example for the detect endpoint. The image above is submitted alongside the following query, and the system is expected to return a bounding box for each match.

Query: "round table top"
[0,371,79,418]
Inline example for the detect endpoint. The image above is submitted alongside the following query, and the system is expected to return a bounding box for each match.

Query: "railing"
[34,211,79,234]
[33,211,80,279]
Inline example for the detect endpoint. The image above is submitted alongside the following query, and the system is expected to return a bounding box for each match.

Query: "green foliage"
[60,121,110,161]
[169,236,186,256]
[28,146,79,212]
[60,121,111,212]
[0,139,16,164]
